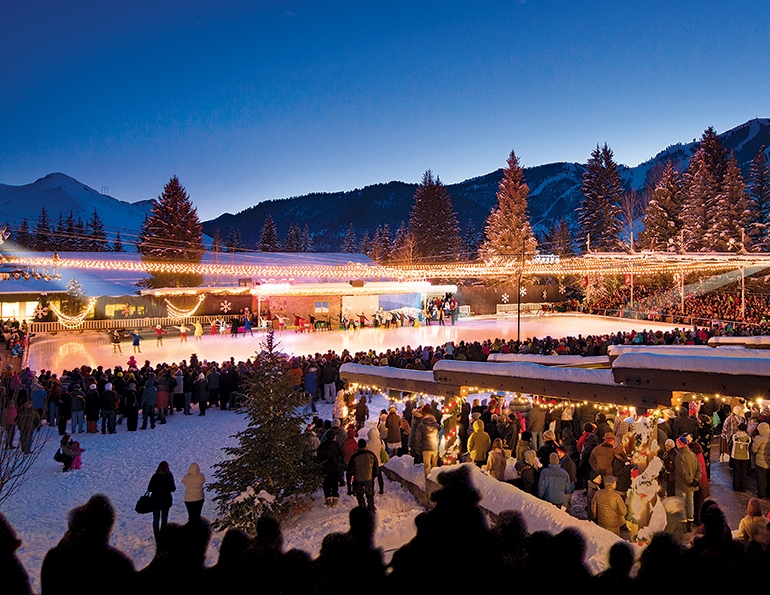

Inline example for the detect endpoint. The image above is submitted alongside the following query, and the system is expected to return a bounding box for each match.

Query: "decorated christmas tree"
[209,331,320,533]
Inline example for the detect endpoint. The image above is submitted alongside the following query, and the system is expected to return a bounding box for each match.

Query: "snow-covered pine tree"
[283,223,301,252]
[209,331,320,532]
[390,222,416,264]
[53,213,65,252]
[707,153,748,251]
[408,170,461,262]
[73,217,86,251]
[138,176,204,287]
[112,231,125,252]
[369,225,390,263]
[540,217,575,256]
[226,227,244,253]
[258,214,281,252]
[638,161,684,250]
[341,224,357,253]
[747,146,770,251]
[35,207,52,251]
[578,143,623,252]
[16,219,31,250]
[210,228,223,254]
[358,230,371,256]
[88,208,108,252]
[479,150,537,261]
[300,224,313,252]
[63,212,76,251]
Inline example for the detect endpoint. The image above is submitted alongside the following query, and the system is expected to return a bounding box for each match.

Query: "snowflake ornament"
[519,286,527,297]
[35,304,49,319]
[558,284,566,295]
[122,303,132,317]
[0,226,9,245]
[220,300,232,313]
[542,290,548,301]
[501,293,509,303]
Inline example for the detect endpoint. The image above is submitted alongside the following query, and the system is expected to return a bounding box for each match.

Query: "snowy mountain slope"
[0,173,155,250]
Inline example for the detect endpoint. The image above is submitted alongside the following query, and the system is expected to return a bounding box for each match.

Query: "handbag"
[135,492,154,514]
[380,447,390,464]
[53,448,65,463]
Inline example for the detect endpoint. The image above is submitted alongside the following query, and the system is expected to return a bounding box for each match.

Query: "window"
[314,301,329,314]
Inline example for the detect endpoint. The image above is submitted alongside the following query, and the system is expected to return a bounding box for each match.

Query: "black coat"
[148,472,176,510]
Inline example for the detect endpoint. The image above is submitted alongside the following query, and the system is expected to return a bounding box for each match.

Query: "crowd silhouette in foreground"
[2,465,768,595]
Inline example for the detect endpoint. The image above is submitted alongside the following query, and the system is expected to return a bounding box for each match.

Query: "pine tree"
[226,227,244,253]
[369,224,390,263]
[211,228,223,253]
[479,150,537,260]
[747,146,770,251]
[639,161,684,250]
[258,215,281,252]
[283,223,301,252]
[53,213,65,252]
[300,224,313,252]
[540,217,575,256]
[34,207,52,251]
[408,170,461,262]
[577,143,623,251]
[16,219,31,249]
[461,220,479,260]
[88,208,108,252]
[706,154,748,251]
[73,217,86,251]
[113,231,124,252]
[341,224,357,253]
[209,331,320,532]
[63,212,76,251]
[358,230,371,256]
[390,222,416,264]
[138,176,204,287]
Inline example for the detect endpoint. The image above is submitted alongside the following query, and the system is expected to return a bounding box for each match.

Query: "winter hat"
[128,383,136,390]
[543,430,556,442]
[676,434,690,445]
[422,404,432,414]
[104,383,112,391]
[89,384,97,391]
[198,373,205,380]
[603,432,615,441]
[523,450,538,467]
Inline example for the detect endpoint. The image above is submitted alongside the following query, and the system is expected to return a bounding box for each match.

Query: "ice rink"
[27,313,681,372]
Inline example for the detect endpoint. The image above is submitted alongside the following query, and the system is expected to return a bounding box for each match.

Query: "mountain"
[0,173,155,251]
[204,118,770,251]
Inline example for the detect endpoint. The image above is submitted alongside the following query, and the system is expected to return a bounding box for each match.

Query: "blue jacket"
[537,464,572,506]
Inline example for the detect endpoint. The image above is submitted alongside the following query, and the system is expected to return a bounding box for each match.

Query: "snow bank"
[433,359,618,386]
[488,354,609,366]
[610,344,770,358]
[340,363,435,383]
[709,335,770,348]
[613,351,770,376]
[430,463,630,574]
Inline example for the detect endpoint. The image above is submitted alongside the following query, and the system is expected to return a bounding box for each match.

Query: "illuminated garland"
[49,298,97,329]
[165,295,206,318]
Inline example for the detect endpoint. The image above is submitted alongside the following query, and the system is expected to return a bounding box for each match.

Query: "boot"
[331,497,338,507]
[325,497,332,507]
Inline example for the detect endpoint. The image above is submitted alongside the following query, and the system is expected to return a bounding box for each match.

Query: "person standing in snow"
[349,439,379,513]
[147,461,176,542]
[182,462,206,522]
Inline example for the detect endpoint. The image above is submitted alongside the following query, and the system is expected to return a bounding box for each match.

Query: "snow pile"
[340,363,435,383]
[383,455,426,490]
[613,351,770,376]
[429,463,630,574]
[433,359,618,386]
[489,353,609,366]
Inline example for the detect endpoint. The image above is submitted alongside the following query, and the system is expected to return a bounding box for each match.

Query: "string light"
[48,297,97,329]
[165,295,206,318]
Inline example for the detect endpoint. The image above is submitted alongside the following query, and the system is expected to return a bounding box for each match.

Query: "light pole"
[517,238,526,343]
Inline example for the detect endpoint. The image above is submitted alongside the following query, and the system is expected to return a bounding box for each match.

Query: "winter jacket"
[537,464,572,506]
[148,472,176,510]
[101,389,119,411]
[70,389,86,412]
[590,487,627,535]
[673,446,700,492]
[589,442,615,477]
[752,422,770,469]
[414,414,440,453]
[84,390,101,420]
[318,438,342,474]
[527,407,546,433]
[366,428,385,464]
[467,420,491,462]
[349,448,378,482]
[140,380,157,408]
[181,463,206,502]
[341,429,358,464]
[485,447,506,481]
[386,411,402,443]
[731,430,751,460]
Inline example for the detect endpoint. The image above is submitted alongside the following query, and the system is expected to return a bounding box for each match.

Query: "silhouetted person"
[0,512,31,595]
[248,516,285,591]
[41,494,135,595]
[636,532,683,589]
[346,507,384,589]
[594,541,634,587]
[493,509,529,575]
[206,527,250,592]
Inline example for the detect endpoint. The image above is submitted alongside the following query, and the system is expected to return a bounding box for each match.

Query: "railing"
[584,307,755,329]
[29,315,249,334]
[495,303,548,315]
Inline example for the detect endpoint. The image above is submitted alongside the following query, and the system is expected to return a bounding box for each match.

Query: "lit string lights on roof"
[48,298,97,329]
[164,295,206,318]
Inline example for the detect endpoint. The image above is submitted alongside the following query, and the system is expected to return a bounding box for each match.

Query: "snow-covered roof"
[433,359,619,386]
[612,351,770,377]
[488,353,609,366]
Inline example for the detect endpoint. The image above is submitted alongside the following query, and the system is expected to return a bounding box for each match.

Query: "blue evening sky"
[1,0,767,219]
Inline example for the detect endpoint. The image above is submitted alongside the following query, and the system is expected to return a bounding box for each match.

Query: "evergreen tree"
[209,331,320,532]
[211,228,223,253]
[226,227,244,253]
[479,150,537,260]
[88,208,108,252]
[369,224,390,263]
[283,223,301,252]
[73,217,86,251]
[639,161,684,250]
[34,207,52,251]
[300,224,313,252]
[341,224,357,253]
[747,146,770,251]
[63,212,76,251]
[358,230,371,256]
[540,217,575,257]
[390,222,415,264]
[258,214,281,252]
[577,143,623,251]
[112,231,125,252]
[138,176,204,287]
[461,220,479,260]
[707,153,748,251]
[16,219,31,249]
[54,213,65,251]
[408,170,461,262]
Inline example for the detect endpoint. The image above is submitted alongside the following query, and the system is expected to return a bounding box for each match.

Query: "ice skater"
[175,324,189,344]
[193,321,203,342]
[110,330,123,356]
[129,330,143,354]
[154,325,168,347]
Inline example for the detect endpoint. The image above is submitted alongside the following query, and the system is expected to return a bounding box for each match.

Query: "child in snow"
[70,441,85,470]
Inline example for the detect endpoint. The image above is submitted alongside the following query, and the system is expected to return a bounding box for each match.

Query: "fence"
[495,303,547,315]
[585,307,744,329]
[29,314,248,334]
